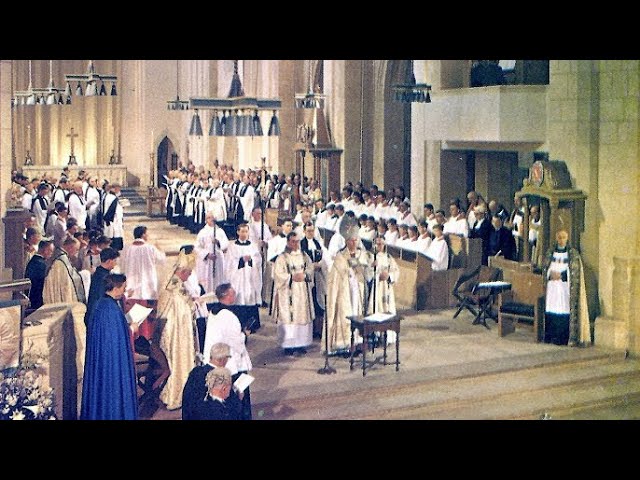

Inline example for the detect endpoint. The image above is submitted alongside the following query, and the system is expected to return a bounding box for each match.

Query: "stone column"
[595,257,640,355]
[2,209,31,279]
[277,61,296,175]
[0,60,13,273]
[424,140,442,209]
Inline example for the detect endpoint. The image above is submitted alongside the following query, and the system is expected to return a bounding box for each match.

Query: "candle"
[27,125,31,150]
[150,129,154,152]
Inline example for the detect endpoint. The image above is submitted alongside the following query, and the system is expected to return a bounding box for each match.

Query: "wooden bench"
[497,270,545,341]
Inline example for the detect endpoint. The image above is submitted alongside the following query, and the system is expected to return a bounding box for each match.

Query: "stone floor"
[124,213,640,420]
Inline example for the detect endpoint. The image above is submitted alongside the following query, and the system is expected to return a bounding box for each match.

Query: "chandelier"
[295,59,326,109]
[13,60,68,107]
[64,60,117,98]
[167,59,189,111]
[392,60,431,103]
[181,60,281,137]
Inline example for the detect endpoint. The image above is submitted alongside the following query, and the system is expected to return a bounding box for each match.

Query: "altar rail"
[22,165,128,186]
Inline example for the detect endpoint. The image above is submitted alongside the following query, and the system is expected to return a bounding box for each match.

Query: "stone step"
[379,361,640,420]
[253,349,635,420]
[551,392,640,420]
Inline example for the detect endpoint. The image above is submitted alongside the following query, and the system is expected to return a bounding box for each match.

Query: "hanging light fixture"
[295,59,326,109]
[179,60,281,137]
[392,60,432,104]
[268,110,280,136]
[209,110,223,136]
[167,59,189,111]
[65,60,118,98]
[14,60,68,108]
[189,109,203,136]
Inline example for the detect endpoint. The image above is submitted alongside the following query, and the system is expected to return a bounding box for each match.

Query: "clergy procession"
[6,60,615,421]
[10,154,587,421]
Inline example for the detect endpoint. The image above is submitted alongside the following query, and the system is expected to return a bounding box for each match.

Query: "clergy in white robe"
[315,204,329,229]
[359,218,377,241]
[51,181,68,207]
[238,182,256,223]
[120,226,167,300]
[85,179,101,231]
[425,224,449,271]
[273,232,315,354]
[43,237,86,304]
[102,186,124,250]
[413,221,433,255]
[248,207,273,304]
[324,208,339,231]
[30,185,50,233]
[52,206,69,250]
[156,253,198,411]
[225,224,262,331]
[368,236,400,344]
[21,186,34,211]
[443,215,469,238]
[67,182,88,230]
[195,213,229,294]
[202,283,253,419]
[300,223,330,337]
[385,222,399,246]
[205,180,227,222]
[323,223,372,355]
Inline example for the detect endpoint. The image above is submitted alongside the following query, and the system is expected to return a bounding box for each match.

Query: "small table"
[347,314,401,377]
[471,281,512,329]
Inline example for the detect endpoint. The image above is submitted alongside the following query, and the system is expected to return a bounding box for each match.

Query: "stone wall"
[547,60,640,354]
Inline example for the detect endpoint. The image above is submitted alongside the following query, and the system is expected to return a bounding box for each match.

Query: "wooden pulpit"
[516,160,587,267]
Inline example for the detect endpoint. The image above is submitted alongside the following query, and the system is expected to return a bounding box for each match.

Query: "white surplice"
[425,236,449,271]
[225,240,262,306]
[120,239,167,300]
[203,308,252,376]
[195,224,229,294]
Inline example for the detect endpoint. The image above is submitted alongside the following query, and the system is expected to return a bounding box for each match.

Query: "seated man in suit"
[487,214,517,261]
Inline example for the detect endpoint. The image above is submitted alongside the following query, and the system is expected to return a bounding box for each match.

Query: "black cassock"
[181,364,242,420]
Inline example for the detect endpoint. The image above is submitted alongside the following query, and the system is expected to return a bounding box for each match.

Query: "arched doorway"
[157,136,177,188]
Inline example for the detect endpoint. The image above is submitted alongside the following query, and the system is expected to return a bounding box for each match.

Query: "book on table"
[364,312,395,322]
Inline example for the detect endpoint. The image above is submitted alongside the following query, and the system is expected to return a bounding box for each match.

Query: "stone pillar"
[278,61,296,175]
[595,257,640,355]
[2,209,31,279]
[424,140,442,209]
[0,60,13,274]
[410,82,427,214]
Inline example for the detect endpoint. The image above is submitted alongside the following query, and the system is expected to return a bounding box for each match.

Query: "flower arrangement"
[0,353,56,421]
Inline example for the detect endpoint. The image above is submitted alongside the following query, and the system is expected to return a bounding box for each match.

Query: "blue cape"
[81,296,138,420]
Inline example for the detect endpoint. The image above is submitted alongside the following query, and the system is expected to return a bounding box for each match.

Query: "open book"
[125,303,153,326]
[233,373,254,393]
[364,312,395,322]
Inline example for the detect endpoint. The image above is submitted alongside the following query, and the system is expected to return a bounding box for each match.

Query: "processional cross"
[67,127,79,165]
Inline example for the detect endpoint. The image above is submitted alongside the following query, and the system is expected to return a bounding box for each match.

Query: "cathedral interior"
[1,59,640,420]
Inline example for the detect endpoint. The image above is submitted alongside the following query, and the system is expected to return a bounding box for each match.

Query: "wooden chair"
[452,266,481,318]
[451,266,501,319]
[497,271,545,341]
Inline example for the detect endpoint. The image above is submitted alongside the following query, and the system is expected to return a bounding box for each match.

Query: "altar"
[22,165,128,186]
